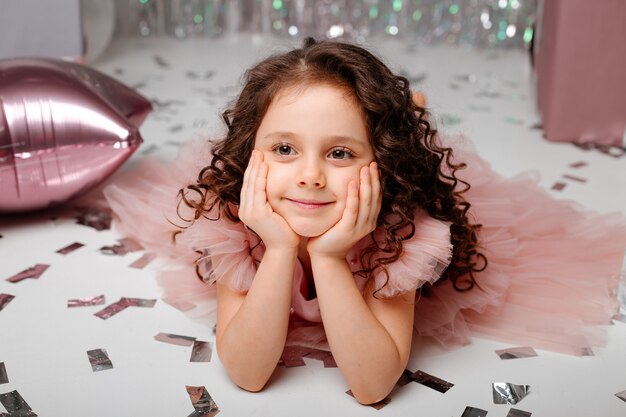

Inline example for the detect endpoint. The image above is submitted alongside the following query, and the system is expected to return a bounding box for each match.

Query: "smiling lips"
[286,198,333,210]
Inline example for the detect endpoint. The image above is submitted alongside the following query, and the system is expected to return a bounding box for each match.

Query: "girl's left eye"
[329,148,354,160]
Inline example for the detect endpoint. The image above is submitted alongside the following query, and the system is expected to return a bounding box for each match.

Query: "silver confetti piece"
[506,408,532,417]
[94,300,128,319]
[186,385,219,416]
[0,390,36,416]
[461,406,488,417]
[411,370,454,393]
[6,264,49,283]
[162,297,196,312]
[0,363,8,384]
[495,346,538,360]
[68,295,105,308]
[0,294,15,312]
[87,348,113,372]
[615,390,626,403]
[492,382,531,405]
[56,242,85,255]
[154,332,196,347]
[129,252,156,269]
[190,341,213,362]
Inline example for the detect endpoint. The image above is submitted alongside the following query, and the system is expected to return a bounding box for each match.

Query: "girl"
[104,38,626,404]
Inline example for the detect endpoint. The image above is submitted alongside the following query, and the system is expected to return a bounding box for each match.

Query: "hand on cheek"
[307,162,382,259]
[239,150,300,250]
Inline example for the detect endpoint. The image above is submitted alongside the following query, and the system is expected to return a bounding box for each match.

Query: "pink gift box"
[534,0,626,146]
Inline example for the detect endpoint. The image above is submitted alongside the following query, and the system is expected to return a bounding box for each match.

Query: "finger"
[370,162,382,220]
[357,166,372,227]
[255,159,269,209]
[342,180,359,228]
[242,150,258,213]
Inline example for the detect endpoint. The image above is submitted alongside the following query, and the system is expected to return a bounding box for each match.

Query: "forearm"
[311,256,411,404]
[217,248,297,391]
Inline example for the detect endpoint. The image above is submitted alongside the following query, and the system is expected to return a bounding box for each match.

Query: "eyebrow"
[262,131,367,147]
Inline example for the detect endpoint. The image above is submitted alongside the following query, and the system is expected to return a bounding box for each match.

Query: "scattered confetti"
[530,122,543,130]
[0,390,36,416]
[461,406,488,417]
[94,297,156,319]
[67,295,105,308]
[411,370,454,393]
[495,346,538,360]
[56,242,85,255]
[504,117,524,126]
[140,144,159,155]
[190,341,213,362]
[75,207,112,231]
[579,347,594,356]
[506,408,532,417]
[615,390,626,403]
[99,238,143,256]
[153,55,170,68]
[6,264,49,283]
[186,385,220,417]
[550,182,567,191]
[492,382,531,405]
[87,348,113,372]
[278,346,336,368]
[612,313,626,324]
[0,363,8,384]
[154,332,196,347]
[162,297,196,312]
[168,124,184,133]
[129,253,157,269]
[562,174,587,183]
[569,161,588,169]
[0,294,15,312]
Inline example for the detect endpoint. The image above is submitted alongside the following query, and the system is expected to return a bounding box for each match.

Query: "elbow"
[349,382,395,406]
[234,378,268,393]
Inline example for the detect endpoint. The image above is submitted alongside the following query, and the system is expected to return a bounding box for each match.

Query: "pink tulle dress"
[103,136,626,356]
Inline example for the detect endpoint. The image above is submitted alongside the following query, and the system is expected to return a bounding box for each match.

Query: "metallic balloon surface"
[0,58,152,212]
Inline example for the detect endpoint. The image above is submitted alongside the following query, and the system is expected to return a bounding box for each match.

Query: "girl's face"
[254,83,375,237]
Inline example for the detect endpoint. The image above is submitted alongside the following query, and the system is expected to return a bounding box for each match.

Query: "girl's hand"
[307,162,381,260]
[239,150,300,250]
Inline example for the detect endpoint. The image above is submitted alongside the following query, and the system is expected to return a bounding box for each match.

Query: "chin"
[287,219,334,238]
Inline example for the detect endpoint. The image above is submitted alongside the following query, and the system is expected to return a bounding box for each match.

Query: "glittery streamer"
[492,382,531,405]
[569,161,588,169]
[154,332,196,347]
[67,295,105,308]
[506,408,532,417]
[87,348,113,372]
[0,294,15,312]
[495,346,538,360]
[185,385,219,417]
[99,238,143,256]
[6,264,49,283]
[550,182,567,191]
[562,174,587,183]
[75,207,112,231]
[56,242,85,255]
[0,363,8,384]
[411,370,454,393]
[129,253,157,269]
[190,341,213,362]
[615,390,626,403]
[0,390,36,416]
[162,297,196,312]
[461,406,488,417]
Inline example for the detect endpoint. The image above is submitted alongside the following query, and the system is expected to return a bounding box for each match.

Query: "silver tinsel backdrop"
[112,0,537,49]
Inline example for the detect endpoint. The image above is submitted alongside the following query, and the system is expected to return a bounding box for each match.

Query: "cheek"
[264,163,287,201]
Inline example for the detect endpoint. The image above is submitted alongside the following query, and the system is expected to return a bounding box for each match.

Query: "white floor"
[1,34,626,417]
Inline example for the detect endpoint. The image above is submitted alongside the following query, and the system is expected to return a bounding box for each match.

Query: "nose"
[296,156,325,188]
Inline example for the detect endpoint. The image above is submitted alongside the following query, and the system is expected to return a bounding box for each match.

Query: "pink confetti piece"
[0,390,36,416]
[186,385,220,416]
[162,297,196,312]
[87,348,113,372]
[550,182,567,191]
[0,362,8,384]
[67,295,105,308]
[94,297,156,319]
[190,341,213,362]
[6,264,49,283]
[129,252,156,269]
[75,207,112,231]
[0,294,15,311]
[278,345,337,368]
[569,161,588,169]
[495,346,538,360]
[99,237,143,256]
[154,332,196,347]
[56,242,85,255]
[120,297,156,307]
[562,174,587,183]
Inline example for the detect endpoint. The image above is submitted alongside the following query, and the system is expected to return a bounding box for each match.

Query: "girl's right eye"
[273,144,296,156]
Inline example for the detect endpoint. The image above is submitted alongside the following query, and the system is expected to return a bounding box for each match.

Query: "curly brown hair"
[179,37,486,294]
